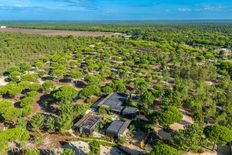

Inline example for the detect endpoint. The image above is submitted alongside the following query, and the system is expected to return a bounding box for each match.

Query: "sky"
[0,0,232,20]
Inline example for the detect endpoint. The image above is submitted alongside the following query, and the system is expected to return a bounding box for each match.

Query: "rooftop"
[122,106,138,115]
[107,120,124,133]
[73,112,100,130]
[106,120,131,137]
[104,93,128,107]
[92,93,128,109]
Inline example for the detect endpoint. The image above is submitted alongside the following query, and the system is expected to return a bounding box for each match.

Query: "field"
[0,28,116,37]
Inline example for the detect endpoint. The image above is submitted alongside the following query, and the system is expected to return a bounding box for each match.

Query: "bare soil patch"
[0,28,115,37]
[0,76,8,87]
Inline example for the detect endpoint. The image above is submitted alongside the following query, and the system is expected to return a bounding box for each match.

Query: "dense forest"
[2,21,232,48]
[0,22,232,155]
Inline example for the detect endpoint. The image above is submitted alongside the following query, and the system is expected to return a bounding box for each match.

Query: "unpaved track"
[0,28,116,37]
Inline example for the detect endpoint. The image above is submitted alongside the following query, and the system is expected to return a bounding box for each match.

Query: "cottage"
[106,120,131,138]
[72,112,100,135]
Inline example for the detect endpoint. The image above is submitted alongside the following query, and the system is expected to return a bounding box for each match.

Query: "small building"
[121,106,138,120]
[0,26,6,29]
[92,93,138,118]
[72,112,100,135]
[106,120,131,138]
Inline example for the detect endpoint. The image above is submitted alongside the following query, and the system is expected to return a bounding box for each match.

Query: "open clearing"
[0,28,117,37]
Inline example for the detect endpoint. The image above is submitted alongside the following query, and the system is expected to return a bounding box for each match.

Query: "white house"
[0,26,6,29]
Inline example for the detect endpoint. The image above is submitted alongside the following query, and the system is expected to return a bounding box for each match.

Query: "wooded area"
[0,22,231,155]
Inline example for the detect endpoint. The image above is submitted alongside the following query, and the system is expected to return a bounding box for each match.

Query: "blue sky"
[0,0,232,20]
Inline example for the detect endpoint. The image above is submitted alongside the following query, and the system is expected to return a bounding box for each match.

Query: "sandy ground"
[67,141,90,155]
[101,145,126,155]
[170,109,194,131]
[182,145,231,155]
[154,125,172,140]
[67,141,125,155]
[154,109,194,140]
[0,28,116,37]
[183,152,216,155]
[0,76,8,86]
[205,81,215,86]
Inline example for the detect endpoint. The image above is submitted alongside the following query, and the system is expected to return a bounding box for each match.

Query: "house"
[92,93,138,118]
[105,120,131,138]
[0,26,6,29]
[72,112,100,135]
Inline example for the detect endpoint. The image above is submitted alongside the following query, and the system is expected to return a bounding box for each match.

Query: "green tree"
[134,78,149,93]
[26,90,37,97]
[102,86,113,94]
[89,140,100,155]
[16,118,28,128]
[110,80,126,92]
[140,90,155,107]
[79,85,101,99]
[8,71,21,82]
[98,105,111,114]
[27,83,41,91]
[157,106,183,128]
[52,86,77,104]
[172,124,206,152]
[45,116,56,133]
[25,148,40,155]
[150,143,180,155]
[51,69,65,79]
[5,66,20,74]
[204,124,232,150]
[42,81,56,94]
[22,74,38,82]
[0,127,30,154]
[70,70,82,79]
[0,82,23,98]
[0,100,22,123]
[73,103,91,116]
[20,97,34,107]
[84,74,100,85]
[30,114,45,131]
[20,63,31,72]
[58,113,73,133]
[61,148,75,155]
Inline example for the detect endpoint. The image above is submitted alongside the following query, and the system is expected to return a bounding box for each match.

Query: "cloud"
[0,0,93,11]
[201,5,223,11]
[177,8,191,12]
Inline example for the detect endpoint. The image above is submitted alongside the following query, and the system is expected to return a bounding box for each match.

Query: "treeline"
[2,22,232,48]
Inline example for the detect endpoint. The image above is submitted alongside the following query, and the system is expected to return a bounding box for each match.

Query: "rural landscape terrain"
[0,21,232,155]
